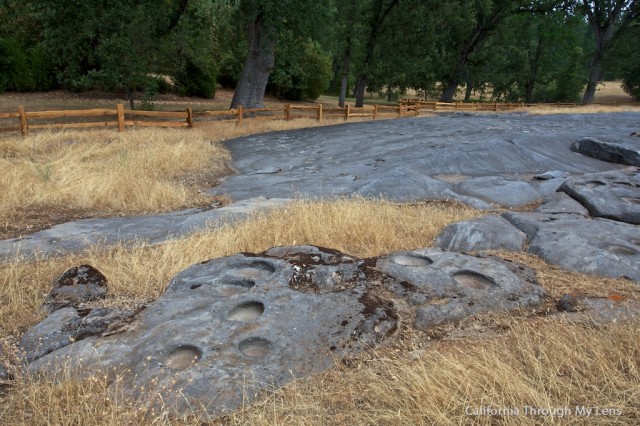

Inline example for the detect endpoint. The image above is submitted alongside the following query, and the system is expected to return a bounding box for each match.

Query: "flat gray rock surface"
[210,113,637,204]
[526,216,640,281]
[435,215,526,252]
[0,197,289,261]
[27,245,544,416]
[559,167,640,224]
[1,112,638,260]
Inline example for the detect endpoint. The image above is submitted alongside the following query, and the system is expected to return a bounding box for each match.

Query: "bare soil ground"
[0,88,319,113]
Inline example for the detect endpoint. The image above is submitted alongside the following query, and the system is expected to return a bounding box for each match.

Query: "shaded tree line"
[0,0,638,108]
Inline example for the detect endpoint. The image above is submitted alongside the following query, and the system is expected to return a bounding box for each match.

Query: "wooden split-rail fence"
[0,100,565,137]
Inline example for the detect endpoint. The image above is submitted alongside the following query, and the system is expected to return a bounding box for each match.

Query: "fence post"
[116,104,125,132]
[397,103,402,117]
[494,102,498,112]
[237,105,243,125]
[373,104,378,120]
[345,104,350,121]
[186,108,193,128]
[18,106,28,137]
[285,104,291,120]
[317,104,323,121]
[454,102,459,111]
[415,102,420,116]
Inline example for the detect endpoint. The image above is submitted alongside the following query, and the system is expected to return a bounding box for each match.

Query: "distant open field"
[1,80,635,114]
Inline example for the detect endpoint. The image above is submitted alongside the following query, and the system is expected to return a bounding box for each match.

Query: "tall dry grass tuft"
[523,104,640,115]
[0,365,170,426]
[0,127,229,234]
[0,198,481,335]
[226,318,640,425]
[3,318,638,425]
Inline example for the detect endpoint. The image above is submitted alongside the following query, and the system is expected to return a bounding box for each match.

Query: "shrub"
[174,59,217,98]
[0,37,55,92]
[268,39,332,101]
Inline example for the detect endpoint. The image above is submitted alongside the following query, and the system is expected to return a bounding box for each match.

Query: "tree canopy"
[1,0,639,105]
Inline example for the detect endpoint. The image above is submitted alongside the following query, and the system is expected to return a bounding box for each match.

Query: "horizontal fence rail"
[0,104,195,136]
[0,99,610,137]
[0,102,401,137]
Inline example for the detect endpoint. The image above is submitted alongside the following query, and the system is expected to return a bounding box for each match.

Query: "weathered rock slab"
[19,305,144,363]
[572,136,640,166]
[28,247,397,415]
[26,245,544,416]
[559,167,640,224]
[455,176,543,207]
[435,215,526,252]
[526,216,640,281]
[534,192,589,216]
[43,265,107,314]
[0,197,291,262]
[375,248,544,329]
[556,294,640,324]
[501,211,584,240]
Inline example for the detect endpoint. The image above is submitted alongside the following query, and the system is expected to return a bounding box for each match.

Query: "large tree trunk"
[464,81,474,102]
[353,0,400,108]
[441,80,458,103]
[579,0,639,104]
[441,60,465,102]
[338,49,351,107]
[525,34,544,103]
[230,10,274,109]
[582,52,602,105]
[354,74,367,107]
[126,87,135,110]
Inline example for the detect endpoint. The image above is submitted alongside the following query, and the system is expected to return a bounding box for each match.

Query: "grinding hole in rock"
[453,270,498,290]
[219,277,256,288]
[608,245,638,256]
[228,301,265,321]
[390,254,433,267]
[586,180,606,188]
[238,337,271,358]
[231,261,276,280]
[165,345,202,370]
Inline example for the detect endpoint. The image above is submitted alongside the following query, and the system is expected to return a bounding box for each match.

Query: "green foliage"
[174,59,217,98]
[622,71,640,100]
[0,36,55,92]
[268,39,332,101]
[466,9,588,103]
[300,41,333,99]
[608,22,640,100]
[1,0,634,106]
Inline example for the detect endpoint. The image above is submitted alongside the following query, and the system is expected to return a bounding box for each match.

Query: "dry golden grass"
[0,127,229,237]
[593,81,637,104]
[0,115,395,239]
[223,317,640,425]
[3,317,637,425]
[0,197,481,335]
[525,104,640,115]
